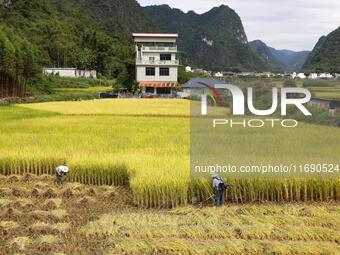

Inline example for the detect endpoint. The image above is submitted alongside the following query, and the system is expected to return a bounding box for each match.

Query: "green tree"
[0,31,16,75]
[70,47,95,70]
[22,40,38,78]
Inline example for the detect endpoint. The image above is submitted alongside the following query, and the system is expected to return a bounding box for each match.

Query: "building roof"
[311,98,340,106]
[132,33,179,38]
[139,82,181,88]
[43,67,77,70]
[182,78,224,88]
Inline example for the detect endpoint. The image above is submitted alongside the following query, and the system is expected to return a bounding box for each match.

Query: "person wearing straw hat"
[55,162,69,185]
[212,173,226,206]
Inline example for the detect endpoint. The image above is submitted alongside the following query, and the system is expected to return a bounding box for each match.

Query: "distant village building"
[185,66,192,73]
[239,72,255,77]
[43,68,76,77]
[222,71,236,77]
[297,73,306,79]
[319,73,333,79]
[292,72,338,80]
[309,73,318,80]
[275,73,285,77]
[308,98,340,116]
[43,68,97,79]
[133,33,180,96]
[192,69,205,74]
[214,72,223,77]
[264,72,274,78]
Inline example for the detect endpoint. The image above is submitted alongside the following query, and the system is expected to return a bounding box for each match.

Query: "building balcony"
[136,59,179,66]
[141,46,177,52]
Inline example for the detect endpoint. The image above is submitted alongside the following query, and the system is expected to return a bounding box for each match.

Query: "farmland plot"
[0,175,339,255]
[0,99,339,207]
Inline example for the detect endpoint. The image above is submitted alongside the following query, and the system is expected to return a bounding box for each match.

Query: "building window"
[145,87,155,93]
[157,87,171,94]
[160,68,170,76]
[160,54,171,61]
[145,67,155,76]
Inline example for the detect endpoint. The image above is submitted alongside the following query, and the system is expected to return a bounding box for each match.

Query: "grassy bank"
[31,86,112,102]
[26,76,114,103]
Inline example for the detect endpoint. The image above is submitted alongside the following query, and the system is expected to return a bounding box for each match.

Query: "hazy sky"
[137,0,340,51]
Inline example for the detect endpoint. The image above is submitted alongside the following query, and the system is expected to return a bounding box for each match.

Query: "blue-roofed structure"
[182,78,224,89]
[179,78,225,98]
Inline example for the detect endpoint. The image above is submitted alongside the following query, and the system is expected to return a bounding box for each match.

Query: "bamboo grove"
[0,25,38,98]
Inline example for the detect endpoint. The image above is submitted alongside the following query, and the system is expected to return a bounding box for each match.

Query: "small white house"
[185,66,192,73]
[43,68,97,79]
[264,72,274,78]
[297,73,306,79]
[214,72,223,77]
[319,73,333,79]
[43,68,76,77]
[309,73,318,80]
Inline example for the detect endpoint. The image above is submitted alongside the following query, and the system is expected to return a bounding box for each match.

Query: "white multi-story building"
[132,33,180,95]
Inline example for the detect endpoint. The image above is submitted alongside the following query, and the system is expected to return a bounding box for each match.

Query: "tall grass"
[0,156,128,186]
[0,100,339,207]
[189,178,339,204]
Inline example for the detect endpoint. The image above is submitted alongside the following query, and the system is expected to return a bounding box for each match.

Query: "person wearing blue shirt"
[212,174,225,206]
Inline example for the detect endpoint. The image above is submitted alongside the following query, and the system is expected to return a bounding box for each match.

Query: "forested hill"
[0,0,156,84]
[0,0,273,86]
[144,4,270,72]
[303,26,340,73]
[249,40,283,72]
[250,40,310,73]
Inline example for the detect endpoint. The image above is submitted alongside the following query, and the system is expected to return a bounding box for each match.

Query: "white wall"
[134,37,176,43]
[44,69,76,77]
[43,69,97,79]
[136,52,178,82]
[136,66,178,82]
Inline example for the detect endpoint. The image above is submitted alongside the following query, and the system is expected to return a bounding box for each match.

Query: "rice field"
[303,81,340,100]
[0,99,339,207]
[0,174,339,255]
[83,206,340,255]
[311,87,340,100]
[0,174,129,254]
